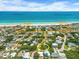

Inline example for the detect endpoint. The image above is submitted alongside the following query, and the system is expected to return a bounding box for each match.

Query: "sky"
[0,0,79,11]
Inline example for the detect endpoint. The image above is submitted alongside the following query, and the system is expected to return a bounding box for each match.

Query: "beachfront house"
[56,36,62,40]
[2,52,10,58]
[68,42,76,48]
[51,52,59,58]
[10,52,16,57]
[56,39,62,44]
[48,32,53,36]
[43,50,50,57]
[52,43,58,48]
[38,51,43,57]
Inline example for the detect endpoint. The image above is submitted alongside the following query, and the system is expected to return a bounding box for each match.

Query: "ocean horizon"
[0,11,79,24]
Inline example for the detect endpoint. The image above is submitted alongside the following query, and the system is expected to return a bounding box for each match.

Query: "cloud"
[0,0,79,11]
[73,2,79,6]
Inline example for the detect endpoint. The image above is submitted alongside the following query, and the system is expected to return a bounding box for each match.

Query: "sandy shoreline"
[0,22,78,26]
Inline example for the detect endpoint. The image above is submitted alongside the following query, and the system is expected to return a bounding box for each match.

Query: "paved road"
[60,34,67,51]
[53,33,67,59]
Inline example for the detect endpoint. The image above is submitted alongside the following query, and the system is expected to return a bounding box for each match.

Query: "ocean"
[0,11,79,24]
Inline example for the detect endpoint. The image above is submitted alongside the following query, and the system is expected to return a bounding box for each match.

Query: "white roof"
[38,52,43,56]
[52,43,58,46]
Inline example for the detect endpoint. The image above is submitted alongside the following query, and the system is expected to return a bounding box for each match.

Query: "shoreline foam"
[0,22,78,26]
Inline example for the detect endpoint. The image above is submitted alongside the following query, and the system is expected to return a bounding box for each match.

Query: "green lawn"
[64,47,79,59]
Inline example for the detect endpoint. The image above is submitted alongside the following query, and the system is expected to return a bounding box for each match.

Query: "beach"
[0,22,76,27]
